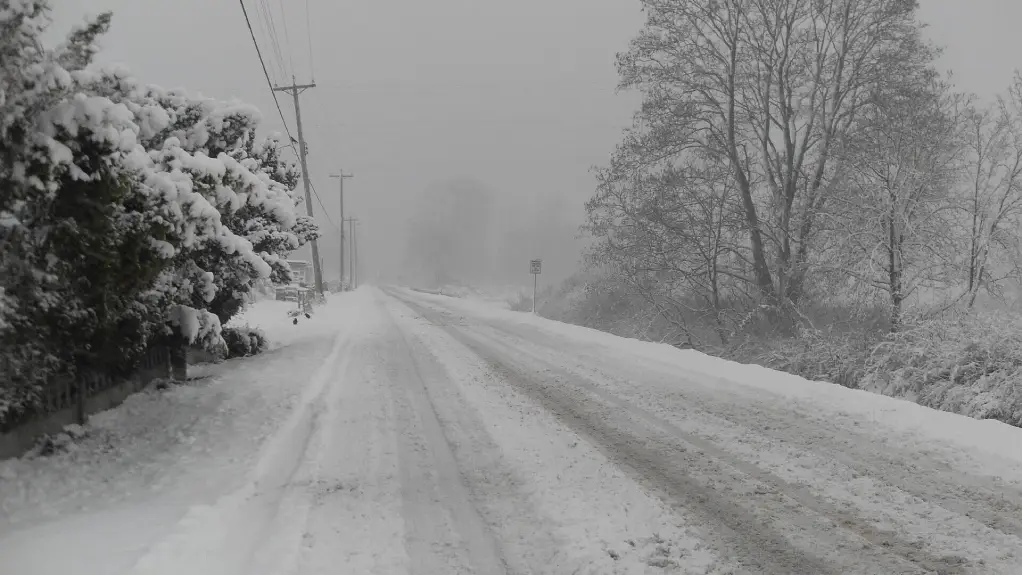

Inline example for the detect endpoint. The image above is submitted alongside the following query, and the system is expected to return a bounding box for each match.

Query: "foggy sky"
[52,0,1022,288]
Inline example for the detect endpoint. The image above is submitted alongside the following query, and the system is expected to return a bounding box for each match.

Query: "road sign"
[529,259,542,314]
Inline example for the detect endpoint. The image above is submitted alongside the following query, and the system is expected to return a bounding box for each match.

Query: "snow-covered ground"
[3,286,1022,574]
[0,292,360,574]
[226,295,343,350]
[432,284,526,310]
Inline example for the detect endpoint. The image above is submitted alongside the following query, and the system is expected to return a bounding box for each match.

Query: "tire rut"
[379,312,509,575]
[390,290,974,575]
[475,313,1022,543]
[381,302,577,575]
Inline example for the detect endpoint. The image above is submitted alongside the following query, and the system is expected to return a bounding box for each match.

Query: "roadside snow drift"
[0,291,365,575]
[398,288,1022,480]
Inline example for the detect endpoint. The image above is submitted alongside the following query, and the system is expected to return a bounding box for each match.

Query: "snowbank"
[400,289,1022,477]
[0,291,365,574]
[430,284,528,310]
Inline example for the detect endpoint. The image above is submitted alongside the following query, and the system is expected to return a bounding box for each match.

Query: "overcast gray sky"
[52,0,1022,286]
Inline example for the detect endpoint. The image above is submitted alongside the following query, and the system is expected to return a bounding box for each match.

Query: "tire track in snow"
[486,315,1022,534]
[294,290,572,574]
[241,329,363,575]
[389,292,829,574]
[291,298,408,574]
[451,335,844,575]
[382,289,736,574]
[380,293,618,575]
[129,315,357,575]
[391,290,972,575]
[379,297,510,575]
[450,310,1022,570]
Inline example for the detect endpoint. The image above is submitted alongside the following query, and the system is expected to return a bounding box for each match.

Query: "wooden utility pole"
[272,78,324,295]
[329,171,353,289]
[344,217,359,288]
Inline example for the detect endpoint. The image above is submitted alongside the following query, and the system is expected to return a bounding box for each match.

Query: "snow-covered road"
[3,287,1022,574]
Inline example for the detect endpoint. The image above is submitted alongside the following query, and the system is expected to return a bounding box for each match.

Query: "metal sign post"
[530,259,542,314]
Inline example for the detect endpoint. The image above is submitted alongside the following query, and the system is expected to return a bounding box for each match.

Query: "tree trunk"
[966,260,985,309]
[729,160,774,302]
[890,283,903,331]
[785,206,819,305]
[889,218,904,331]
[724,25,775,303]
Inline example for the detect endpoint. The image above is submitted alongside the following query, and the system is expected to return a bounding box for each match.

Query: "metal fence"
[1,346,171,434]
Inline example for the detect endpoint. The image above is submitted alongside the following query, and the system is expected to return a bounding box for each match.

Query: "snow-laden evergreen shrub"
[0,4,175,421]
[0,1,316,425]
[222,326,269,359]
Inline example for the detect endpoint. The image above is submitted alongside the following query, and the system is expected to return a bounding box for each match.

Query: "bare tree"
[829,70,963,328]
[587,151,750,345]
[958,74,1022,307]
[614,0,933,308]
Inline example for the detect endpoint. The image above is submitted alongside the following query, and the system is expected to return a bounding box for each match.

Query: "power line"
[253,0,282,80]
[238,0,297,146]
[311,87,334,136]
[276,0,296,80]
[309,179,339,233]
[258,3,287,84]
[317,79,618,91]
[256,0,288,81]
[250,4,276,83]
[247,0,333,262]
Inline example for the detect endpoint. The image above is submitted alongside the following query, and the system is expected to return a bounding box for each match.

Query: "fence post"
[75,374,86,425]
[162,347,171,380]
[170,344,187,381]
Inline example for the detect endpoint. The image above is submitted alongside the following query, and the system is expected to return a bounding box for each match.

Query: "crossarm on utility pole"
[271,83,317,93]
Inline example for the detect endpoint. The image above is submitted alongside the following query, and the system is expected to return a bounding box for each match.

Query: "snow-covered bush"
[221,326,269,359]
[506,292,534,312]
[0,1,316,423]
[740,308,1022,427]
[861,312,1022,426]
[101,81,318,328]
[0,4,178,421]
[742,326,878,389]
[538,272,688,345]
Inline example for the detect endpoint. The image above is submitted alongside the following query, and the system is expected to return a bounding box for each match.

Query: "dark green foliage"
[0,1,315,425]
[0,4,160,419]
[222,326,269,359]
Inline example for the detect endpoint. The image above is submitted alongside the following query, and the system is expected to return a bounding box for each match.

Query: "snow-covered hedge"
[0,1,315,424]
[222,326,269,359]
